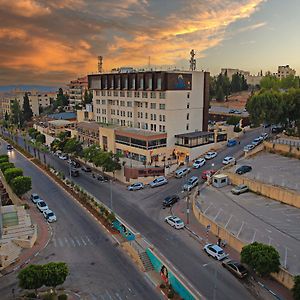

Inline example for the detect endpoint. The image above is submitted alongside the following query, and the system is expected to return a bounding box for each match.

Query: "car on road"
[236,165,252,175]
[222,156,235,165]
[183,176,199,191]
[243,144,255,152]
[204,151,217,160]
[30,193,41,204]
[203,243,228,260]
[81,165,92,172]
[175,167,190,178]
[149,176,168,188]
[58,153,68,160]
[227,139,237,147]
[71,169,80,177]
[7,144,13,151]
[201,169,216,180]
[228,109,236,114]
[163,195,180,208]
[193,158,206,169]
[252,137,263,146]
[222,259,248,279]
[165,215,184,229]
[231,184,249,195]
[36,200,49,212]
[128,182,144,191]
[271,125,283,133]
[97,175,109,182]
[261,133,269,140]
[43,209,57,223]
[68,159,81,169]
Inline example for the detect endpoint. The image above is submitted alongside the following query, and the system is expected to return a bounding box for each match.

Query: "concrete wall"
[121,241,144,271]
[224,171,300,209]
[192,197,295,289]
[264,141,300,159]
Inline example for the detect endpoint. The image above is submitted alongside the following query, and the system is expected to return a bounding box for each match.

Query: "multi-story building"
[87,70,211,169]
[221,68,250,79]
[276,65,296,79]
[67,76,88,107]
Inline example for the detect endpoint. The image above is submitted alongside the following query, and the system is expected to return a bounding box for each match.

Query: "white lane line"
[69,237,76,247]
[85,235,94,245]
[53,238,57,248]
[115,293,123,300]
[105,290,113,300]
[75,237,81,246]
[81,237,87,246]
[64,237,69,247]
[58,238,64,247]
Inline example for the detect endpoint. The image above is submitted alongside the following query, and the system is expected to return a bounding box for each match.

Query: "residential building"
[87,69,210,169]
[77,121,100,146]
[221,68,250,79]
[77,104,94,122]
[276,65,296,79]
[67,76,88,107]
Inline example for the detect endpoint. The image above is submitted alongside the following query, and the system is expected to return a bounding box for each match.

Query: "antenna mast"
[98,56,103,73]
[189,50,196,71]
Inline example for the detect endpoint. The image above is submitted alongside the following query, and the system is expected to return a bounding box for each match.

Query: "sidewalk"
[172,198,293,300]
[1,200,51,275]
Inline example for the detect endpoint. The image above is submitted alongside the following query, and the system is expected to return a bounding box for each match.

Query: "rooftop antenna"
[98,56,103,73]
[189,49,196,71]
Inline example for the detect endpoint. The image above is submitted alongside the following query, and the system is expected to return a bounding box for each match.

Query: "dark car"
[81,165,92,172]
[97,175,109,182]
[71,169,79,177]
[71,160,81,168]
[236,165,252,175]
[271,125,283,133]
[222,259,248,279]
[7,144,13,151]
[163,195,180,208]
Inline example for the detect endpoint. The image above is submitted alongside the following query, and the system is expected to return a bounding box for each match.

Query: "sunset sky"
[0,0,299,86]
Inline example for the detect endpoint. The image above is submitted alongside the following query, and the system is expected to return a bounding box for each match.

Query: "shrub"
[234,125,242,132]
[24,292,37,299]
[42,292,56,300]
[167,290,174,299]
[58,294,68,300]
[292,275,300,300]
[0,162,14,172]
[23,203,30,210]
[0,154,9,163]
[160,283,166,289]
[11,176,32,196]
[4,167,23,184]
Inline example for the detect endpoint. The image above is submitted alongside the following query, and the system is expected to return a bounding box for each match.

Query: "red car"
[201,169,216,180]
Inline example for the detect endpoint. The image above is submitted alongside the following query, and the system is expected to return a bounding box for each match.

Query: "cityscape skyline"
[0,0,299,86]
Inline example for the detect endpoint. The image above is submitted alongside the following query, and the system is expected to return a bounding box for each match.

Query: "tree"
[36,133,46,144]
[241,242,280,277]
[292,275,300,300]
[260,75,280,90]
[0,162,15,172]
[23,92,33,122]
[0,154,9,164]
[56,88,68,107]
[18,264,44,295]
[83,144,100,163]
[226,116,241,126]
[28,128,38,139]
[43,262,69,291]
[10,99,23,127]
[11,176,32,196]
[102,152,121,174]
[4,111,9,121]
[4,168,23,184]
[63,138,82,156]
[216,86,224,102]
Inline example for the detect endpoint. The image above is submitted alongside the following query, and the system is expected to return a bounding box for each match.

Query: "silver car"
[231,184,249,195]
[128,182,144,191]
[149,176,168,188]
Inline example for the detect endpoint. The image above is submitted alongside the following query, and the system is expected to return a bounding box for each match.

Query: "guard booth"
[212,174,228,188]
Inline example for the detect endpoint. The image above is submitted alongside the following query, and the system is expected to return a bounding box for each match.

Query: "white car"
[128,182,144,191]
[203,243,229,260]
[261,133,268,140]
[204,152,217,160]
[165,216,185,229]
[243,144,255,152]
[36,200,49,212]
[149,176,168,188]
[58,153,68,160]
[43,209,57,222]
[193,158,206,169]
[222,156,235,165]
[252,137,263,146]
[30,193,41,204]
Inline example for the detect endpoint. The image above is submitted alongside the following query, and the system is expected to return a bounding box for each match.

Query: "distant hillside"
[0,85,59,93]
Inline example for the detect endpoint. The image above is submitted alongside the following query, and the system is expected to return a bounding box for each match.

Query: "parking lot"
[230,152,300,193]
[197,185,300,274]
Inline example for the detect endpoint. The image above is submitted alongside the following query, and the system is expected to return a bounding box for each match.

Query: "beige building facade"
[276,65,296,79]
[67,76,88,107]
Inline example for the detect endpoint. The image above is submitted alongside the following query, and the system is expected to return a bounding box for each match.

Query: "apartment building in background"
[67,76,88,107]
[87,69,211,174]
[276,65,296,79]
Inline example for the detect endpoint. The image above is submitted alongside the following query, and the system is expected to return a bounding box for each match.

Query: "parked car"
[204,151,217,160]
[7,144,13,151]
[58,153,68,160]
[128,182,144,191]
[81,165,92,172]
[175,167,190,178]
[68,159,81,168]
[236,165,252,175]
[252,137,263,146]
[165,216,184,229]
[54,150,62,157]
[193,158,206,169]
[97,175,109,182]
[71,169,79,177]
[36,200,49,212]
[271,125,283,133]
[43,209,57,223]
[222,259,248,279]
[201,169,216,180]
[163,195,180,208]
[243,144,255,152]
[222,156,235,165]
[203,244,228,260]
[231,184,249,195]
[227,139,237,147]
[228,109,236,114]
[261,133,269,140]
[183,176,199,191]
[30,193,41,204]
[149,176,168,188]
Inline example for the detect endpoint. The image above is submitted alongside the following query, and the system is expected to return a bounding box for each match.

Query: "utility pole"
[186,192,190,224]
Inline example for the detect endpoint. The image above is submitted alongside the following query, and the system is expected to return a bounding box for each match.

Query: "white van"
[175,167,190,178]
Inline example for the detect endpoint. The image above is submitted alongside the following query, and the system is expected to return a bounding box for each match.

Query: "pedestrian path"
[52,235,95,248]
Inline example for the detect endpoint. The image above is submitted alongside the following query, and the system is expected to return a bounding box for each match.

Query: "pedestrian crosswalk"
[52,235,95,248]
[86,287,137,300]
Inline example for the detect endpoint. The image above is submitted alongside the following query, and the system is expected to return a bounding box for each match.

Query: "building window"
[102,109,106,114]
[140,112,143,118]
[96,90,100,96]
[150,103,156,109]
[117,77,121,89]
[187,113,189,120]
[132,78,136,89]
[140,78,144,89]
[137,122,140,128]
[127,91,132,97]
[96,99,100,105]
[187,93,190,99]
[187,102,190,109]
[145,112,148,119]
[124,77,128,89]
[117,110,119,115]
[159,92,166,99]
[134,91,140,98]
[120,91,125,97]
[145,102,148,109]
[142,92,148,98]
[113,91,118,97]
[151,114,156,121]
[127,101,132,107]
[150,92,156,98]
[111,109,115,115]
[144,123,148,130]
[159,103,165,110]
[120,100,125,106]
[157,77,162,90]
[102,117,107,123]
[107,91,112,96]
[186,124,189,130]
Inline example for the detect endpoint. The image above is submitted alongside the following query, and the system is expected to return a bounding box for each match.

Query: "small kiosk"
[212,174,229,188]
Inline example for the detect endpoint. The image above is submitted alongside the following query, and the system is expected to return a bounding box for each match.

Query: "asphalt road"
[1,127,264,299]
[0,143,160,300]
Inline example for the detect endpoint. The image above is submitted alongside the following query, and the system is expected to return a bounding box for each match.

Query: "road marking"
[69,237,76,247]
[115,293,123,300]
[58,238,64,247]
[81,237,87,246]
[53,238,57,247]
[64,237,69,247]
[105,290,113,300]
[75,237,81,246]
[85,235,93,245]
